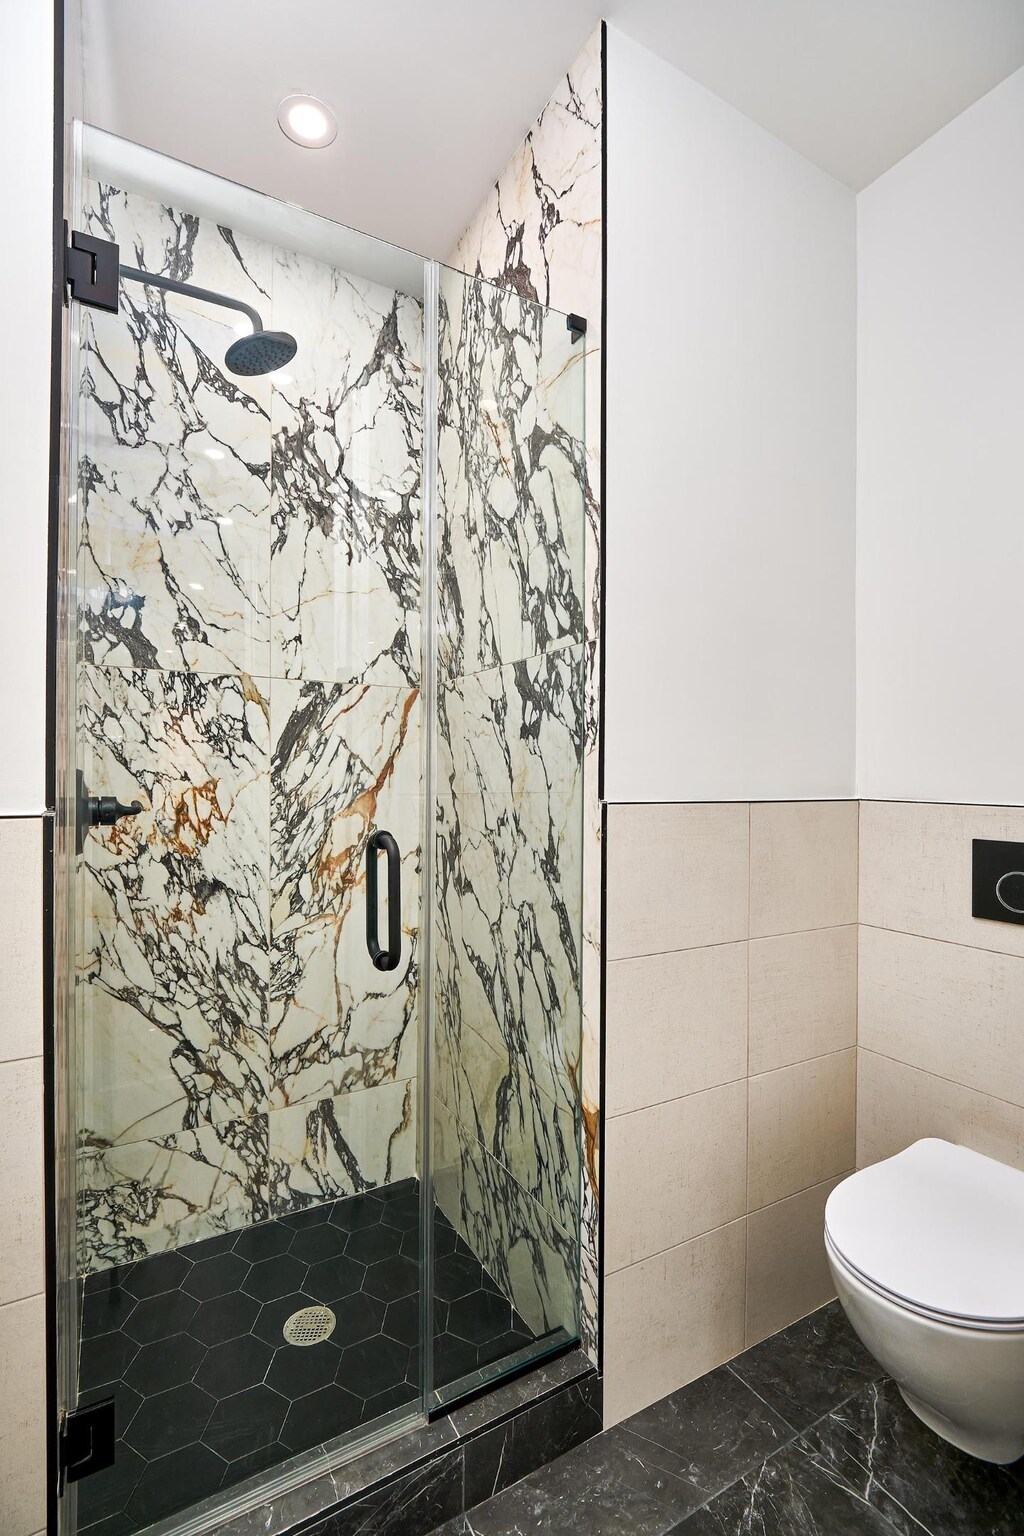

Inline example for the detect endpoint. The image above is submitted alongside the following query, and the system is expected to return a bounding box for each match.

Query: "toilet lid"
[825,1139,1024,1325]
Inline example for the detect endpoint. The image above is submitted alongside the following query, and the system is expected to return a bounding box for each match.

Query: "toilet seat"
[824,1138,1024,1333]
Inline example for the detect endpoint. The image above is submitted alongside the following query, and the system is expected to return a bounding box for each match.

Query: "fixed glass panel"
[64,127,428,1536]
[428,264,587,1408]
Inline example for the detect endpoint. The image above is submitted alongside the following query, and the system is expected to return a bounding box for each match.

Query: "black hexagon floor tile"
[76,1180,538,1536]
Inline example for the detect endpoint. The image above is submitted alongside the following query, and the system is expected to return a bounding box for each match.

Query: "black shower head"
[224,329,298,377]
[119,264,299,379]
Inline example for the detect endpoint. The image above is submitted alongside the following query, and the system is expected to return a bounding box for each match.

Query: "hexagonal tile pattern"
[76,1179,538,1536]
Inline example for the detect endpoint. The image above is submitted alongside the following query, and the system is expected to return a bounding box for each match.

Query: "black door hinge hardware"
[59,1399,116,1489]
[75,769,143,854]
[65,225,120,313]
[566,312,587,344]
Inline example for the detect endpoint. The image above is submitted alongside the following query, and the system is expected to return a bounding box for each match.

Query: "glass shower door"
[61,127,429,1536]
[56,123,587,1536]
[427,266,587,1407]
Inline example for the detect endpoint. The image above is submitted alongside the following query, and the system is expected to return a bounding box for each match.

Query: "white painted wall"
[604,27,857,803]
[0,4,53,814]
[857,67,1024,805]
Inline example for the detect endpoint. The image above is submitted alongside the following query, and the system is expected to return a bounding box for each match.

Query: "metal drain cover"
[282,1305,336,1347]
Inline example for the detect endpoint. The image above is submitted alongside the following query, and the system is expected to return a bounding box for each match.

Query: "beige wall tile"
[857,1048,1024,1173]
[606,942,747,1116]
[0,1294,45,1536]
[748,1048,856,1210]
[859,925,1024,1109]
[0,1060,43,1307]
[745,1175,842,1348]
[0,818,42,1064]
[860,800,1024,957]
[602,1220,746,1425]
[750,801,858,938]
[605,803,748,960]
[748,926,857,1075]
[605,1080,747,1271]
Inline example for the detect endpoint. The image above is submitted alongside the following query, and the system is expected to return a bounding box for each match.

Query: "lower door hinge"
[59,1399,116,1489]
[65,225,120,313]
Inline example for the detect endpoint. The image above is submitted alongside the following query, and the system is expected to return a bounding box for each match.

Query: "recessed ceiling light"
[278,94,338,149]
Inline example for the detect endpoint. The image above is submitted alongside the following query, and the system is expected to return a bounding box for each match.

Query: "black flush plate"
[972,839,1024,925]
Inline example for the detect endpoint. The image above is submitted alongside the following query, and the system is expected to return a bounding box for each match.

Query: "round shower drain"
[282,1305,336,1347]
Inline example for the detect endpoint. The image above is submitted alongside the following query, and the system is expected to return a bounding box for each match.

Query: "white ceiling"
[79,0,1024,258]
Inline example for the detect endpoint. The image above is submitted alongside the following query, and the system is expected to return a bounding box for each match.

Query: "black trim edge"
[45,2,65,1532]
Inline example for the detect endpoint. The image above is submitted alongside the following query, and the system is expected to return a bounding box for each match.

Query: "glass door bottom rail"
[75,1180,535,1536]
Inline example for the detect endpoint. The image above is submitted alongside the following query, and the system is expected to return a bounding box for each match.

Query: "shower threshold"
[75,1179,535,1536]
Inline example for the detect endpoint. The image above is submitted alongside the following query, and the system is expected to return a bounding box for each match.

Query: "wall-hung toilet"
[825,1138,1024,1464]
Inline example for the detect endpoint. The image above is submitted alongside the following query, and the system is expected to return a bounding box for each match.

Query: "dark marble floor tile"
[622,1363,796,1508]
[678,1440,908,1536]
[802,1377,1024,1536]
[464,1375,602,1510]
[316,1447,464,1536]
[460,1438,689,1536]
[728,1300,885,1432]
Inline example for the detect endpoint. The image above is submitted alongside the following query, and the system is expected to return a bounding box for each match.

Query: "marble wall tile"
[80,182,272,677]
[747,1049,857,1212]
[74,177,432,1272]
[268,1080,416,1215]
[78,665,270,1148]
[270,677,421,1110]
[447,24,603,1359]
[750,801,859,937]
[433,1101,578,1341]
[77,1113,268,1270]
[436,270,586,681]
[270,249,422,687]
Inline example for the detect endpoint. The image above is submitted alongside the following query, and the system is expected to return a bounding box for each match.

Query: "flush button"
[996,871,1024,915]
[973,840,1024,926]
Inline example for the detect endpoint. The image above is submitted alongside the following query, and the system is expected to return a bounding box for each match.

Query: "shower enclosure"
[55,127,586,1536]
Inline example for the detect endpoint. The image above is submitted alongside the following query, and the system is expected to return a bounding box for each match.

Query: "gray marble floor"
[429,1302,1024,1535]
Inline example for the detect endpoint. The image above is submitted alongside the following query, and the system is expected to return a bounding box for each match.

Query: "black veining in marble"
[437,1302,1024,1536]
[727,1298,886,1432]
[76,1181,533,1536]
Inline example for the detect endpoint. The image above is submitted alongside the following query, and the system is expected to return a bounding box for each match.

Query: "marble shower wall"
[446,26,603,1355]
[74,181,423,1271]
[431,262,586,1342]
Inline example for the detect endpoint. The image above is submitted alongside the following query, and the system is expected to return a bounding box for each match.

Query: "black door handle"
[366,829,401,971]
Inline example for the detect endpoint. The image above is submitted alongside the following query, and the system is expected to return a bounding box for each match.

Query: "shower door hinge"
[566,312,587,344]
[64,225,120,313]
[59,1399,116,1489]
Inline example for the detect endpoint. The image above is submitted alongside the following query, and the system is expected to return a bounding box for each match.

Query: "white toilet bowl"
[824,1138,1024,1464]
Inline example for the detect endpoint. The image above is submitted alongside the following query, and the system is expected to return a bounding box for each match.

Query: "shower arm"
[118,264,265,335]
